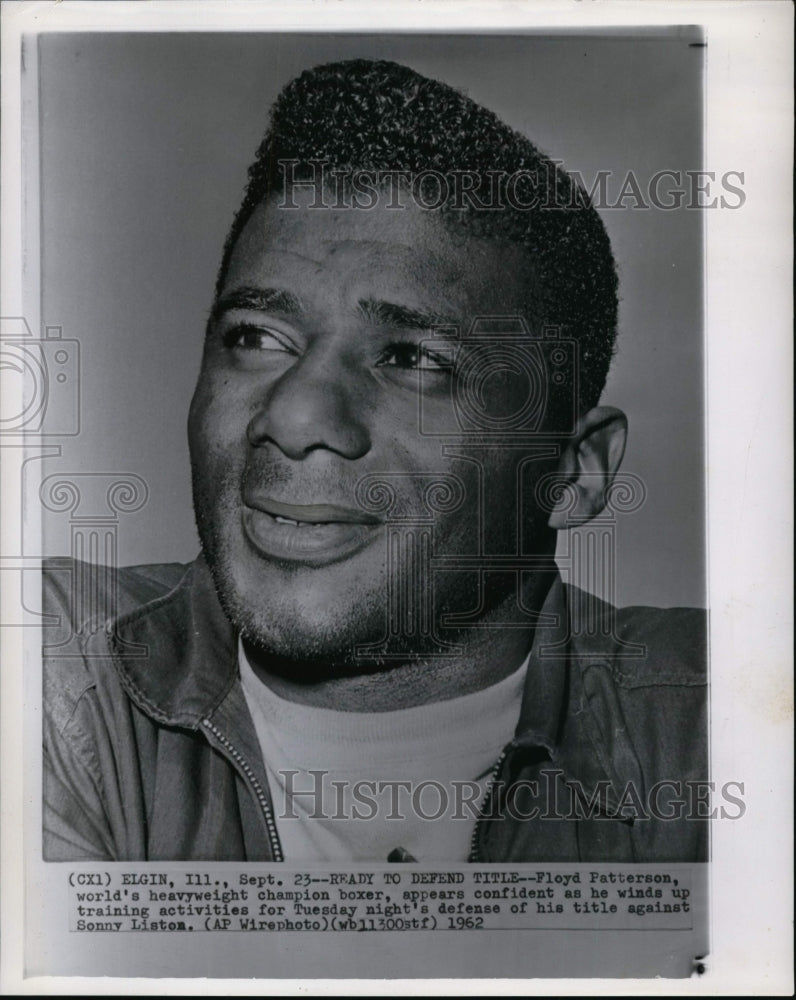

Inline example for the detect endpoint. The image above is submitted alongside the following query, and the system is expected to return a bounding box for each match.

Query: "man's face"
[189,193,558,669]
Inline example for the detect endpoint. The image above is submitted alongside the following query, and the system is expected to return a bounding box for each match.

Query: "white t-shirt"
[239,640,527,862]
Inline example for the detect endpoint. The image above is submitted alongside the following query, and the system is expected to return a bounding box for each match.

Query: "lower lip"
[242,506,381,566]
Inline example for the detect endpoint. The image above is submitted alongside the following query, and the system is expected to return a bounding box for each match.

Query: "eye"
[222,323,295,353]
[376,342,451,373]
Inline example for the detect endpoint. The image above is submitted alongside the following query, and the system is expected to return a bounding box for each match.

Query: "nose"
[246,349,371,461]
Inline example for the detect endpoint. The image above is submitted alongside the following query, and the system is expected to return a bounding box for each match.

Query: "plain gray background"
[36,31,705,609]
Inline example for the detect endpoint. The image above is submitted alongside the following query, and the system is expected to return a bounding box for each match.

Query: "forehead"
[222,194,536,318]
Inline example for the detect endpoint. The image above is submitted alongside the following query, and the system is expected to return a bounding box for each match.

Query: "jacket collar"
[109,557,238,727]
[109,557,628,813]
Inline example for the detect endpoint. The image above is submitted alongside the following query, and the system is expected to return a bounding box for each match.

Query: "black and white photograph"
[0,0,792,992]
[39,30,710,868]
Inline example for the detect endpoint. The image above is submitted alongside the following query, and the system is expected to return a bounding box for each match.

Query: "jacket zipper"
[468,742,514,863]
[202,718,284,862]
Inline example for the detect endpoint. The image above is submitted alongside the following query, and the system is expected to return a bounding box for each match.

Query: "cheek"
[451,452,530,552]
[188,374,246,466]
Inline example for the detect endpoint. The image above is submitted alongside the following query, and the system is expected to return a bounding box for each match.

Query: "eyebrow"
[211,286,303,321]
[211,287,458,333]
[358,298,458,332]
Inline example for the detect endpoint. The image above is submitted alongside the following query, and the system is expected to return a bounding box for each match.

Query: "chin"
[208,544,391,670]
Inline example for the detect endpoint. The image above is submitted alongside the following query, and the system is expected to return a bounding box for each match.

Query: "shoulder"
[43,556,190,625]
[565,584,707,688]
[42,557,194,731]
[565,587,708,786]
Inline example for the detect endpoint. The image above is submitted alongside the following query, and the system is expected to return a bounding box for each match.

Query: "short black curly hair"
[217,58,618,422]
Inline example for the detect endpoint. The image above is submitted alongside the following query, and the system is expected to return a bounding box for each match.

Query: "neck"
[243,570,554,711]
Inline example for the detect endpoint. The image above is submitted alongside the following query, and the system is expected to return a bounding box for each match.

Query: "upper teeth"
[275,515,301,526]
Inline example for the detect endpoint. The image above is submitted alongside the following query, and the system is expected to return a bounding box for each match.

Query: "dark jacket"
[43,557,708,862]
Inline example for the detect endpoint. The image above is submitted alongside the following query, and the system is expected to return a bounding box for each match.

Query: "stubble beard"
[191,461,558,682]
[192,474,393,675]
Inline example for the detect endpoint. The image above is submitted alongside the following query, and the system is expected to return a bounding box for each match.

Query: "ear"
[547,406,628,529]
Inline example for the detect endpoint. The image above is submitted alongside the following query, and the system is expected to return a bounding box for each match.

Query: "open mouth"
[241,497,382,565]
